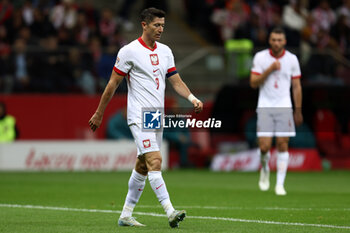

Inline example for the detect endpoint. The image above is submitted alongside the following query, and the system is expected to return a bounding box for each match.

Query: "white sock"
[120,169,147,218]
[259,150,270,172]
[148,171,175,217]
[276,151,289,186]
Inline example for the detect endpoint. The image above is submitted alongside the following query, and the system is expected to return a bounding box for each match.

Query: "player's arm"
[292,78,303,126]
[250,60,280,89]
[89,71,125,132]
[168,73,203,113]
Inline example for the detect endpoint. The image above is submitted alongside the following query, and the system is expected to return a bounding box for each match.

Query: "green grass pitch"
[0,170,350,233]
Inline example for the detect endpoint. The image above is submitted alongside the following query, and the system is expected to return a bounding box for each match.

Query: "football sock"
[260,150,271,172]
[148,171,175,217]
[120,169,147,218]
[276,151,289,186]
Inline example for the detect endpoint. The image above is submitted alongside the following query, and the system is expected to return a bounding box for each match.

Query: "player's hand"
[193,100,203,113]
[270,60,280,71]
[294,110,303,127]
[89,112,103,132]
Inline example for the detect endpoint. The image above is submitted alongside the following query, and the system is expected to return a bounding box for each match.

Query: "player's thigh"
[258,137,273,153]
[275,109,296,137]
[276,137,289,152]
[256,108,274,137]
[144,151,162,171]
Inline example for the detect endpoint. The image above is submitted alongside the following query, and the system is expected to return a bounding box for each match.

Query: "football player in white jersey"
[88,8,203,228]
[250,28,303,196]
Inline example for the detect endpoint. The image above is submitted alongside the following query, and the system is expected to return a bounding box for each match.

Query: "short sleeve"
[113,47,132,76]
[251,53,263,75]
[166,48,178,78]
[291,55,301,79]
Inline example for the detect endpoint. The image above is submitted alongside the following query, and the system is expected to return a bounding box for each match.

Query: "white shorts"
[129,124,163,156]
[256,108,296,137]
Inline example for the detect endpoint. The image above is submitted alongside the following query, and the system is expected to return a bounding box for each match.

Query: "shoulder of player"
[284,50,299,61]
[117,40,139,58]
[156,42,172,53]
[254,49,269,59]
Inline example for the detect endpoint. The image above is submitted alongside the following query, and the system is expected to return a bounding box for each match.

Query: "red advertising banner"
[211,148,322,171]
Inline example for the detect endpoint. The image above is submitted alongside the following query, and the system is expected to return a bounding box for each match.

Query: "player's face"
[144,17,165,41]
[269,33,286,54]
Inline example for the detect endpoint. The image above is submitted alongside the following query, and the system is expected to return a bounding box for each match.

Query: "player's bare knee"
[148,158,162,171]
[260,144,270,154]
[277,143,288,152]
[276,138,289,152]
[135,156,148,175]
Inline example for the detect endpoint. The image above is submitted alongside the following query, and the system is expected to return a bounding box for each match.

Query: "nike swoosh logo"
[156,183,164,190]
[153,69,159,73]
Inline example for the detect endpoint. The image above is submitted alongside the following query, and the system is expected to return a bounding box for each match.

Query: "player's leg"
[275,137,289,195]
[274,108,295,195]
[256,108,274,191]
[258,137,273,191]
[118,158,148,227]
[119,124,149,227]
[145,151,186,228]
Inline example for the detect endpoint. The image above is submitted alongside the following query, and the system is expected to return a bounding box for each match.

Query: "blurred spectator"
[110,30,128,49]
[106,107,133,140]
[11,38,32,92]
[50,0,77,30]
[30,8,55,40]
[22,0,34,26]
[98,8,117,46]
[211,0,250,42]
[0,102,18,142]
[66,48,96,94]
[6,8,25,42]
[74,12,91,46]
[17,26,36,45]
[96,45,118,88]
[330,14,350,57]
[77,0,99,35]
[251,0,280,29]
[30,36,71,92]
[311,0,336,34]
[117,0,137,31]
[244,12,269,47]
[282,0,309,47]
[0,0,13,25]
[337,0,350,27]
[57,27,75,46]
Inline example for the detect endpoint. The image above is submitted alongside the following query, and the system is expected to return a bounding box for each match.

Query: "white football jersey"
[114,37,177,125]
[251,49,301,108]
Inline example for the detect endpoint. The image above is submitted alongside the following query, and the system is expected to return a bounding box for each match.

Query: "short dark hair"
[270,27,286,35]
[140,7,165,24]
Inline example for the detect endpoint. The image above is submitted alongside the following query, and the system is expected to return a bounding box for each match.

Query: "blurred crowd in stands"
[0,0,130,93]
[185,0,350,85]
[1,0,350,94]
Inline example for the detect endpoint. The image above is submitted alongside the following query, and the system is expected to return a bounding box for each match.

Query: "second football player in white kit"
[250,28,303,196]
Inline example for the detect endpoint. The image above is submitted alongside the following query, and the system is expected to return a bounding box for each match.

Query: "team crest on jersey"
[150,54,159,65]
[143,139,151,148]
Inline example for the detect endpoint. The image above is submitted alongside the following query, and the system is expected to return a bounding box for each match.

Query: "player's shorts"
[256,108,296,137]
[129,123,163,156]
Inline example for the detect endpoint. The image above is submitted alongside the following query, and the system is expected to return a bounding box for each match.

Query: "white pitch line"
[1,204,350,230]
[133,205,350,212]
